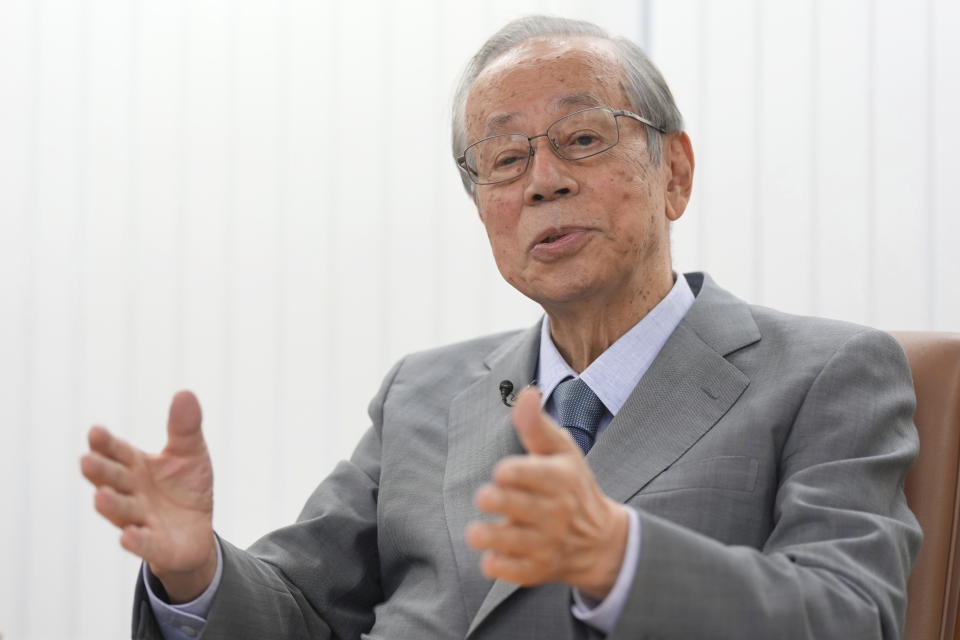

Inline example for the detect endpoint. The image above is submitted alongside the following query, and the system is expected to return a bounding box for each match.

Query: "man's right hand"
[80,390,217,603]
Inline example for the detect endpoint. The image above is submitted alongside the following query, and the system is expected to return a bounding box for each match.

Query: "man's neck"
[544,272,676,373]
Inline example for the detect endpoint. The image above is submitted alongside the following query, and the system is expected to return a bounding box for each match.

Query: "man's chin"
[521,281,605,311]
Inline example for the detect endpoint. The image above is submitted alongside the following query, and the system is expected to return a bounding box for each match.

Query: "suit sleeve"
[610,329,922,640]
[131,358,405,640]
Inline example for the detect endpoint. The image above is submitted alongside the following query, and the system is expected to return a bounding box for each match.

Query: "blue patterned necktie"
[552,377,606,454]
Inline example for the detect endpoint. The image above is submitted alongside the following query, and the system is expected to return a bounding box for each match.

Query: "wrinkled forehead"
[464,37,626,139]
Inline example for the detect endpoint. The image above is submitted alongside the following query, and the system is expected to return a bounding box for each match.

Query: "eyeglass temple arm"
[613,109,666,134]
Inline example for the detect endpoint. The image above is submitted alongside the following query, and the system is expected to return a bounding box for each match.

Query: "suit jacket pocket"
[641,455,759,495]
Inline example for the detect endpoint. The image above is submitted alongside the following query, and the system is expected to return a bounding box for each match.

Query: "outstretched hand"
[80,390,217,602]
[465,387,629,600]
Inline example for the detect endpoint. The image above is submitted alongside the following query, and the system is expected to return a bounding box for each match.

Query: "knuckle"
[506,492,529,517]
[532,545,552,567]
[545,500,566,522]
[560,494,578,517]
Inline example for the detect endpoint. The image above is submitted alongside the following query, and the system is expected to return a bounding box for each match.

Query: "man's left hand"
[465,386,630,600]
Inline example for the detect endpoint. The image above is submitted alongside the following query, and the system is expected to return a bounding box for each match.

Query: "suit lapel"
[587,322,750,500]
[589,273,760,499]
[444,323,541,626]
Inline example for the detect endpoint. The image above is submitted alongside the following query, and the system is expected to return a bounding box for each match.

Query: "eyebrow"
[481,93,604,137]
[483,112,521,136]
[553,92,603,111]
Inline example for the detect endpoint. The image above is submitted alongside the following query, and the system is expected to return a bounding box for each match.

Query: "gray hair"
[451,15,685,196]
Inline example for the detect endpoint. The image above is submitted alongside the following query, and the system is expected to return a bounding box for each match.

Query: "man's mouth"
[532,227,579,248]
[528,227,590,259]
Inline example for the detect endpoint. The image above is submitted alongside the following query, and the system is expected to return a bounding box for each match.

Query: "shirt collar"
[537,273,696,415]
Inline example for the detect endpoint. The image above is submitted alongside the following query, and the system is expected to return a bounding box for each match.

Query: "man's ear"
[664,132,694,222]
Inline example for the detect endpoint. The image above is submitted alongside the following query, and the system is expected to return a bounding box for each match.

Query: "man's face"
[464,37,684,312]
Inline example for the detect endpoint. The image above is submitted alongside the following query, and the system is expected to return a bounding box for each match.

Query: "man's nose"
[523,138,579,205]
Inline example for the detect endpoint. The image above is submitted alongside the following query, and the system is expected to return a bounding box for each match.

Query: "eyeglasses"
[456,106,664,186]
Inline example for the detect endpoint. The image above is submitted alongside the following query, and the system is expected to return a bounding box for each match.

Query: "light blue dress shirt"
[148,274,695,638]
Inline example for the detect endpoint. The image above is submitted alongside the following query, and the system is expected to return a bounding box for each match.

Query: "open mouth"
[540,233,566,244]
[529,227,589,257]
[533,227,578,247]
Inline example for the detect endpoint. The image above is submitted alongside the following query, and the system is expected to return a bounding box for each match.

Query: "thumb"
[165,390,205,455]
[512,386,581,456]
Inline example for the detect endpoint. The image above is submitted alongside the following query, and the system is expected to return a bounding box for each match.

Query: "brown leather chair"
[891,332,960,640]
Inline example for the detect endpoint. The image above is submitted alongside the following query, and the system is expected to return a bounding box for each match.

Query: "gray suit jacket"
[133,272,922,639]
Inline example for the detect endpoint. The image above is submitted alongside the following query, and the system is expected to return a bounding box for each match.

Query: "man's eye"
[495,153,525,168]
[555,129,604,151]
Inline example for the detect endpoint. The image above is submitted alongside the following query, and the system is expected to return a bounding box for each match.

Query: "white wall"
[0,1,956,638]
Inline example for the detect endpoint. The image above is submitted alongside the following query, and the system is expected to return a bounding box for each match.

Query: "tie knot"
[553,377,606,446]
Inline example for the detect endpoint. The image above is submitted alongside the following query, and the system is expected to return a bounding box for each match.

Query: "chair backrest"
[891,332,960,640]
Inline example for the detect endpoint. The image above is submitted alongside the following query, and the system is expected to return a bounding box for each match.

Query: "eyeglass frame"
[455,105,666,186]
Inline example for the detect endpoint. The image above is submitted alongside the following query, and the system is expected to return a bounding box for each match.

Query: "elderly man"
[81,15,921,640]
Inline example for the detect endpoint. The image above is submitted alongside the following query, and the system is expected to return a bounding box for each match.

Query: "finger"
[121,525,154,561]
[80,452,136,494]
[165,390,204,456]
[492,454,577,493]
[88,425,137,466]
[474,483,549,525]
[466,520,541,557]
[93,485,145,528]
[480,550,541,586]
[512,387,581,457]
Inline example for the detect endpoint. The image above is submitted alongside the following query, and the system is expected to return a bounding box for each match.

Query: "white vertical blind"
[933,0,960,327]
[813,0,873,323]
[873,1,931,328]
[1,1,957,638]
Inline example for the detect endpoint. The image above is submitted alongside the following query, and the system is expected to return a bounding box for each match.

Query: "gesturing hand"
[79,390,217,602]
[465,387,629,600]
